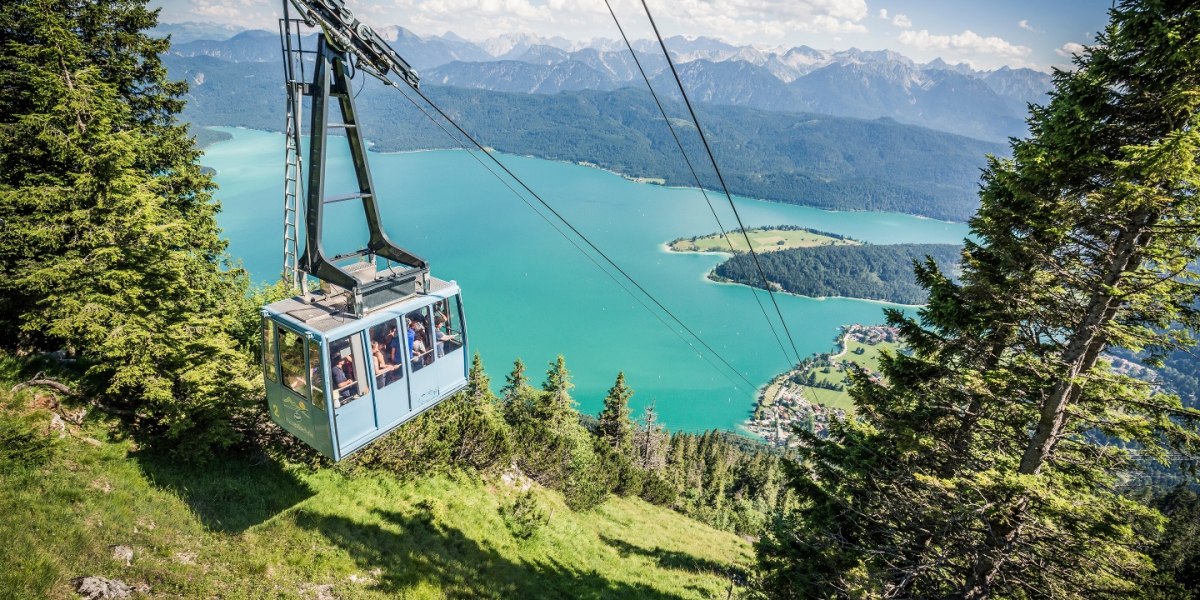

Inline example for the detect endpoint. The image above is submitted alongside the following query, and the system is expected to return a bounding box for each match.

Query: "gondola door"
[433,294,468,391]
[367,317,413,428]
[329,331,378,454]
[405,306,441,410]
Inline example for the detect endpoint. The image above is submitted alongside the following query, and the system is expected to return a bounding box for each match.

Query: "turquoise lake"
[204,127,971,433]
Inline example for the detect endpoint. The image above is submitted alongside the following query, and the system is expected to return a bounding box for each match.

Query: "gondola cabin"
[268,5,472,459]
[261,277,468,461]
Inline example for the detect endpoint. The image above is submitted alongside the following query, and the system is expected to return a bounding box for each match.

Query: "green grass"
[799,339,895,413]
[0,387,752,599]
[669,227,858,254]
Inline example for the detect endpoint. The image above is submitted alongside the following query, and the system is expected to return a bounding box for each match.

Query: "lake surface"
[205,127,970,433]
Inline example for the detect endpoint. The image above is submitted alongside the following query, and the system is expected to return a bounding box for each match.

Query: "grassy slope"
[1,389,751,598]
[669,228,857,254]
[799,338,894,412]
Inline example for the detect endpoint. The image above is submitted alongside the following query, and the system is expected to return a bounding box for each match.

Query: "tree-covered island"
[667,226,962,304]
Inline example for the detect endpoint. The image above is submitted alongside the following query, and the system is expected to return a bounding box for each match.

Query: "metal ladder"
[278,7,311,290]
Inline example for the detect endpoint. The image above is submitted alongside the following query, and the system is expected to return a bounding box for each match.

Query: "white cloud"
[155,0,874,46]
[1055,41,1085,57]
[891,13,911,28]
[187,0,276,28]
[1018,19,1036,32]
[898,28,1031,58]
[878,8,888,19]
[633,0,870,39]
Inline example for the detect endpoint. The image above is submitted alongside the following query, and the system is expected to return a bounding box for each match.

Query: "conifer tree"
[537,355,576,428]
[635,405,668,472]
[0,0,258,455]
[500,358,533,424]
[598,372,634,453]
[758,2,1200,597]
[465,353,492,407]
[451,354,510,468]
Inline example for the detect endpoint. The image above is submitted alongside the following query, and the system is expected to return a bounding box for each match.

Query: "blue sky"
[151,0,1112,70]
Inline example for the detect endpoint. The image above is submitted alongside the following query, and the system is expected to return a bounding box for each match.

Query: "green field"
[669,227,858,254]
[1,379,751,598]
[799,339,895,412]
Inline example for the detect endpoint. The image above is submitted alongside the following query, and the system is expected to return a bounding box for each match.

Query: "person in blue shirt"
[331,353,357,405]
[385,323,402,366]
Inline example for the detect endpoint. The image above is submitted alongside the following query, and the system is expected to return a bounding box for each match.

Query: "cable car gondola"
[262,1,468,461]
[262,282,468,461]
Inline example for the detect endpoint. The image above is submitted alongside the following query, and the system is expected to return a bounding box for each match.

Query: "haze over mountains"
[162,24,1052,143]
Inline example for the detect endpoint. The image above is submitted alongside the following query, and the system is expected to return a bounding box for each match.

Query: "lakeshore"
[743,324,900,447]
[204,127,966,433]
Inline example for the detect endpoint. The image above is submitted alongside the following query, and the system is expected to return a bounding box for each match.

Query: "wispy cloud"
[1018,19,1038,32]
[878,8,888,19]
[891,13,911,28]
[375,0,870,41]
[898,28,1032,58]
[666,0,869,37]
[1055,41,1085,57]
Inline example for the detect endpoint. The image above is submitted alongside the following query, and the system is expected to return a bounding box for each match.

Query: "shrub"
[500,490,549,540]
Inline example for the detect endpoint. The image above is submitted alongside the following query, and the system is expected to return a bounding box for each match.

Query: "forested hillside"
[0,2,777,597]
[0,353,778,598]
[163,55,1002,221]
[756,2,1200,597]
[714,243,962,304]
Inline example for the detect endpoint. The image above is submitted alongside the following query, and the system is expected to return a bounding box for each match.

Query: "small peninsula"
[668,226,858,254]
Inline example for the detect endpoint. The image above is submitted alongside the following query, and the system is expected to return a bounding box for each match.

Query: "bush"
[562,467,610,512]
[640,472,678,506]
[500,490,549,540]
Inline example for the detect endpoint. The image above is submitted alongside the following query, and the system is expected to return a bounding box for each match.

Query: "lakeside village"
[742,325,1162,448]
[743,324,899,447]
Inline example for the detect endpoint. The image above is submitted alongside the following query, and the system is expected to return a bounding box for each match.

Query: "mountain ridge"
[164,24,1049,142]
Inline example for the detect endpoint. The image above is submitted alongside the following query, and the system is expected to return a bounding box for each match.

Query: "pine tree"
[451,354,510,468]
[0,0,258,455]
[500,358,533,424]
[634,404,668,472]
[758,2,1200,598]
[597,372,634,453]
[537,355,576,428]
[465,353,492,407]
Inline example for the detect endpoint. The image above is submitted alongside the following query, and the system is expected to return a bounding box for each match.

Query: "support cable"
[602,0,793,369]
[397,81,758,389]
[385,81,756,391]
[638,0,804,365]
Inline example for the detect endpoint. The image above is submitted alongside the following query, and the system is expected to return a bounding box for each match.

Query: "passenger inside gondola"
[330,346,359,405]
[386,323,401,365]
[371,338,399,387]
[434,313,458,356]
[407,312,432,369]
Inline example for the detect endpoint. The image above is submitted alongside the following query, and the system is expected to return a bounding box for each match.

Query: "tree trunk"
[962,210,1157,599]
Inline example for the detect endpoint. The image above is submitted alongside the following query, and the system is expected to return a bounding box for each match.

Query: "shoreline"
[199,126,967,226]
[743,324,899,447]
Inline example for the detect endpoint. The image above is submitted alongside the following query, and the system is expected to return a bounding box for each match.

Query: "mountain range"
[162,25,1051,143]
[163,50,1003,222]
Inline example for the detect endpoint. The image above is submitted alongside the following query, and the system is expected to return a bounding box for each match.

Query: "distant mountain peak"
[480,32,580,57]
[922,57,977,75]
[376,25,421,43]
[438,31,470,43]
